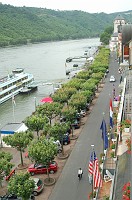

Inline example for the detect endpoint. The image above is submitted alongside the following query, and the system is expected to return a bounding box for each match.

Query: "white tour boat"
[0,68,34,104]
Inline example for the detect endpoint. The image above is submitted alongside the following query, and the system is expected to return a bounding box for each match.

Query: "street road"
[48,51,121,200]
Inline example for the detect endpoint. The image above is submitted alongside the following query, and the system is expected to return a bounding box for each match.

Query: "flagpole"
[102,112,105,152]
[12,101,15,122]
[12,94,16,122]
[91,144,94,200]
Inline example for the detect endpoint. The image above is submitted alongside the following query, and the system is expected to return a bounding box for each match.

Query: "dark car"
[0,194,35,200]
[28,161,58,176]
[60,133,70,145]
[71,119,81,129]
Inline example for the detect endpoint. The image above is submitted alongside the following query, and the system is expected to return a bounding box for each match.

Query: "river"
[0,38,100,128]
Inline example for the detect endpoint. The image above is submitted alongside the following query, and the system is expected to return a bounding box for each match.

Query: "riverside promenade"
[0,51,122,200]
[48,52,121,200]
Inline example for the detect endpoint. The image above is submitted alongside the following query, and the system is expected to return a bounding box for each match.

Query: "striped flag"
[88,151,102,189]
[88,152,94,175]
[110,98,113,128]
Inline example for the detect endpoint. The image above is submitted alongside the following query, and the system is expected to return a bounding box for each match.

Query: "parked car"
[109,75,116,82]
[53,140,62,153]
[30,178,44,196]
[0,194,21,200]
[0,194,35,200]
[106,69,109,73]
[28,161,58,176]
[71,119,81,129]
[60,133,70,145]
[78,110,86,117]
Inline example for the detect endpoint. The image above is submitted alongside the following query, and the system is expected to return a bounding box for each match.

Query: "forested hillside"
[0,3,132,47]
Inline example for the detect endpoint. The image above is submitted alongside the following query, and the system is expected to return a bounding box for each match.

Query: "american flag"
[88,151,102,189]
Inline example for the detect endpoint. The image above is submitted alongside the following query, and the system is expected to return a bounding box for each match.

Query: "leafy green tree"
[61,106,77,137]
[100,26,113,45]
[69,93,87,112]
[36,102,63,125]
[49,122,70,153]
[82,81,96,93]
[8,172,35,200]
[25,115,49,139]
[52,91,68,104]
[64,78,85,90]
[3,131,33,166]
[0,151,14,187]
[79,90,93,103]
[76,71,91,80]
[28,137,57,181]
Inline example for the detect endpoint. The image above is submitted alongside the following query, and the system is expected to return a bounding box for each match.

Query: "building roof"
[114,14,125,21]
[122,24,132,44]
[1,122,28,134]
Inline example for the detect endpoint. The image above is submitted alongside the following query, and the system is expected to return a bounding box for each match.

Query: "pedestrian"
[120,75,122,83]
[78,168,83,180]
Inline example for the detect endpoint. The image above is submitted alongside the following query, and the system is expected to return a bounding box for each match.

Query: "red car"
[28,161,58,176]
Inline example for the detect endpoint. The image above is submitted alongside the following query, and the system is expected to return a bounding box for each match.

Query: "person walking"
[78,168,83,180]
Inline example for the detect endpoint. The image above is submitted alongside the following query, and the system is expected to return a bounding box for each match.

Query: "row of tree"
[0,46,110,200]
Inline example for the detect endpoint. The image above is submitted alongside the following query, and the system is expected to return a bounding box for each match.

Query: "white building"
[0,122,28,147]
[109,14,126,52]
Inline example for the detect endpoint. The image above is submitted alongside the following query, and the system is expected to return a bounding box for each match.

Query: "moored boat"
[0,68,34,104]
[66,57,72,63]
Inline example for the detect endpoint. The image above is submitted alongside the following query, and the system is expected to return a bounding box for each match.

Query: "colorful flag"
[109,98,113,128]
[88,152,94,175]
[88,151,102,188]
[12,94,16,106]
[100,119,108,149]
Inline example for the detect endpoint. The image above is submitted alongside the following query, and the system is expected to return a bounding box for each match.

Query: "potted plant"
[88,191,96,199]
[122,182,130,200]
[100,153,105,160]
[110,152,117,161]
[125,138,131,154]
[110,143,116,151]
[121,119,131,132]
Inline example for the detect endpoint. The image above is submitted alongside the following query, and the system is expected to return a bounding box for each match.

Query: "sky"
[0,0,132,14]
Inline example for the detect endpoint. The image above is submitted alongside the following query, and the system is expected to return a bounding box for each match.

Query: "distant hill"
[0,4,132,47]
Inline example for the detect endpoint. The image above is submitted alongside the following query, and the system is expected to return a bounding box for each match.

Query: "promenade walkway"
[48,52,121,200]
[1,51,126,200]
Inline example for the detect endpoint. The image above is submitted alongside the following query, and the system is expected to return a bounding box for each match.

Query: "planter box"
[113,157,117,162]
[124,128,130,133]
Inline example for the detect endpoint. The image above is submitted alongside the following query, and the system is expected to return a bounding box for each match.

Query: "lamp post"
[0,124,2,148]
[34,97,36,111]
[91,144,94,200]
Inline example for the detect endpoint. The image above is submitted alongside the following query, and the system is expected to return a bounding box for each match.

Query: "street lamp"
[34,97,36,110]
[0,124,2,148]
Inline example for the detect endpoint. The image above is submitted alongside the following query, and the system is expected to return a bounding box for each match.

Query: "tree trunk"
[20,150,23,166]
[37,131,39,140]
[46,167,50,181]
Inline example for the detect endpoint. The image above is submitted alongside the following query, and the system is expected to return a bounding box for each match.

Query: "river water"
[0,38,100,128]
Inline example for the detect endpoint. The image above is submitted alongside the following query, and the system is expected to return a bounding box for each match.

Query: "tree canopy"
[8,172,35,200]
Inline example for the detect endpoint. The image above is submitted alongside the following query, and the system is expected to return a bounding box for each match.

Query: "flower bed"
[122,182,131,200]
